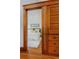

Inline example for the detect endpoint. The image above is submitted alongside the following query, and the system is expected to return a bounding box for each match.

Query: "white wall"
[20,0,47,47]
[28,9,42,29]
[27,9,42,48]
[21,0,47,5]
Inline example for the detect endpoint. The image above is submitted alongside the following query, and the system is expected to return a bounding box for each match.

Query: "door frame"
[22,1,58,54]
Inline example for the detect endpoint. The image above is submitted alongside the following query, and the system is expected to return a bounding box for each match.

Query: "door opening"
[27,9,42,58]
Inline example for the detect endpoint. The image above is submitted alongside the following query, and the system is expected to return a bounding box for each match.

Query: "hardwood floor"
[20,42,59,59]
[20,46,59,59]
[20,52,59,59]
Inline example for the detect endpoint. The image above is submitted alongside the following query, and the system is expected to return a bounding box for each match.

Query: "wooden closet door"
[42,1,59,56]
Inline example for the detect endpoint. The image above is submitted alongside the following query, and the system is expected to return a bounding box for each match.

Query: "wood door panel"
[48,40,59,47]
[50,16,59,24]
[48,35,59,40]
[48,46,59,55]
[49,24,59,34]
[48,35,59,47]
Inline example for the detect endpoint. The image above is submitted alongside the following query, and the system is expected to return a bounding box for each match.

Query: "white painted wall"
[20,0,47,47]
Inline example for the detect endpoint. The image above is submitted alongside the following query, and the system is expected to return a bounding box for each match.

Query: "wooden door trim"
[23,1,58,9]
[42,6,48,54]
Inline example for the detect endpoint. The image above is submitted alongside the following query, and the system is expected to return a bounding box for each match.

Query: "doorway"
[27,9,42,57]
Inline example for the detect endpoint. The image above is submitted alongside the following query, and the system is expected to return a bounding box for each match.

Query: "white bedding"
[28,33,41,48]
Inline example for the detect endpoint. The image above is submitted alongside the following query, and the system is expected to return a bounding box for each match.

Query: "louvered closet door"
[46,1,59,56]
